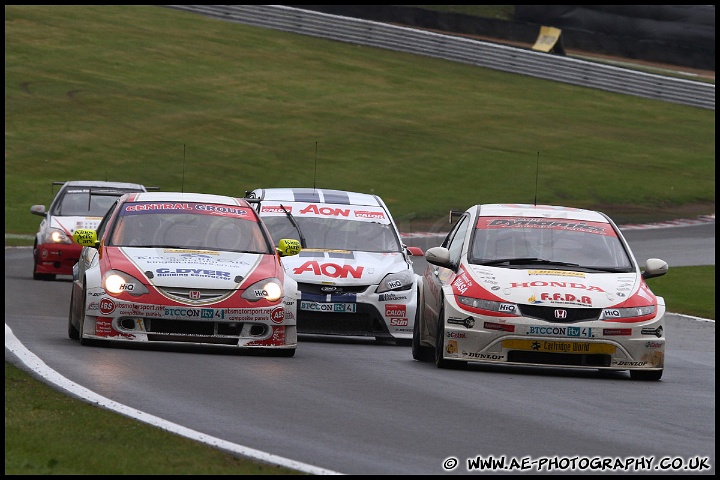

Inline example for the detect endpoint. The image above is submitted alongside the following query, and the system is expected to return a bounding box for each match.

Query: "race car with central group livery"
[68,191,301,355]
[245,188,424,345]
[413,203,669,380]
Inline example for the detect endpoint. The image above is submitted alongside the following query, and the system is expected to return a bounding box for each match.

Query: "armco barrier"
[164,5,714,111]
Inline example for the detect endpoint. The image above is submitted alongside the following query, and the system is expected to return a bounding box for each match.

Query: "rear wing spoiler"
[449,210,465,223]
[51,182,157,210]
[52,181,159,192]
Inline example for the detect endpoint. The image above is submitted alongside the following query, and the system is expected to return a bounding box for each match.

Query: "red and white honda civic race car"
[31,180,149,280]
[245,188,424,345]
[68,191,301,355]
[413,203,669,380]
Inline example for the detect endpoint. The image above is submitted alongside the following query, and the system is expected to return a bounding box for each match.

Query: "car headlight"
[102,270,149,296]
[457,296,520,316]
[43,227,72,244]
[600,305,656,320]
[241,278,283,302]
[376,270,414,293]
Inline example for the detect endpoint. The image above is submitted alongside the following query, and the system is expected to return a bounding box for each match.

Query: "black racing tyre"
[272,348,296,357]
[78,284,92,346]
[434,306,467,370]
[629,369,663,381]
[411,307,433,362]
[67,292,80,340]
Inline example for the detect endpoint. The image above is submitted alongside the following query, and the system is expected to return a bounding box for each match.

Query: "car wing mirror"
[642,258,669,279]
[72,229,99,249]
[30,205,47,217]
[425,246,452,268]
[277,238,301,257]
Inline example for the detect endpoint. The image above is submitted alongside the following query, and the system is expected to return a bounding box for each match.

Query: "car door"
[422,214,470,337]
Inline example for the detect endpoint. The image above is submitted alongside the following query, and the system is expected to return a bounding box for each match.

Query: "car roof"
[248,188,384,207]
[59,180,147,191]
[127,191,248,206]
[474,203,611,223]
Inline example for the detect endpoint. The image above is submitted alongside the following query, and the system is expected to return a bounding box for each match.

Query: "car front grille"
[156,287,235,304]
[128,318,267,345]
[519,304,602,323]
[507,350,611,367]
[297,305,390,338]
[296,282,370,295]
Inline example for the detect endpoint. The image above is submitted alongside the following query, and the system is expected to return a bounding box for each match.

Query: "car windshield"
[262,215,401,253]
[469,216,633,271]
[108,202,271,253]
[56,190,128,217]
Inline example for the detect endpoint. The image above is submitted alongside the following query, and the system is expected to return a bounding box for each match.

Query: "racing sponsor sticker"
[224,308,275,322]
[300,301,357,313]
[526,325,593,337]
[378,293,408,302]
[163,307,226,320]
[270,307,284,323]
[484,321,515,332]
[95,316,134,339]
[155,268,232,280]
[448,316,475,329]
[385,304,406,318]
[603,328,632,336]
[293,261,364,279]
[510,281,604,292]
[99,298,116,315]
[463,351,506,360]
[116,303,166,318]
[528,270,586,278]
[502,339,615,354]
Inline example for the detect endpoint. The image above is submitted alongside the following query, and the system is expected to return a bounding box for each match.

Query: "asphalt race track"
[4,221,715,475]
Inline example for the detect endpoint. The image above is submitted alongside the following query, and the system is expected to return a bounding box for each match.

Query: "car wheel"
[78,284,92,346]
[412,305,433,362]
[434,306,467,370]
[67,292,79,340]
[271,348,296,357]
[629,369,663,381]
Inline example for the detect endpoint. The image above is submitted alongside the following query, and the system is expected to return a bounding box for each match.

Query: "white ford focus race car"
[413,204,669,380]
[245,188,424,345]
[68,191,301,355]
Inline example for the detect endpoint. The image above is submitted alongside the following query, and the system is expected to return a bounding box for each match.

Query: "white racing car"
[68,191,301,355]
[245,188,424,345]
[413,203,669,380]
[30,180,149,280]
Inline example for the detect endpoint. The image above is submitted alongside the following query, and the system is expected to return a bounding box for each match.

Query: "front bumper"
[81,297,297,348]
[440,297,665,372]
[295,283,417,340]
[34,242,80,275]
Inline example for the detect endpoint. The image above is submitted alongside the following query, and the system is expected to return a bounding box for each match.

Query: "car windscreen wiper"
[480,257,580,267]
[280,203,307,248]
